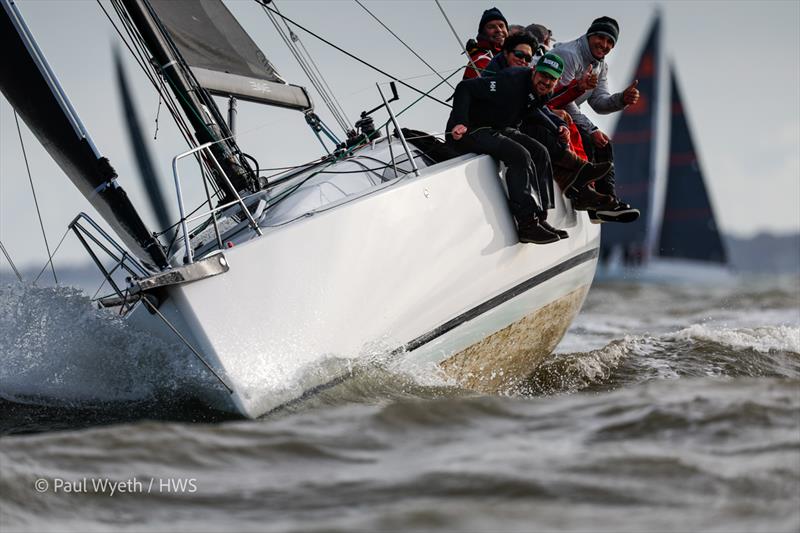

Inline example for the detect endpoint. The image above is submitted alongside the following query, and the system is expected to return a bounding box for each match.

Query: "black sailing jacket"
[446,67,566,137]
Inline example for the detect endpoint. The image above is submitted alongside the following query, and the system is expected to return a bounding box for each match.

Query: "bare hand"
[623,79,639,105]
[558,125,570,143]
[577,65,598,91]
[451,124,468,141]
[591,130,609,147]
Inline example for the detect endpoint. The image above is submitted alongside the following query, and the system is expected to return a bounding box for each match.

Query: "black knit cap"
[587,16,619,44]
[478,7,508,35]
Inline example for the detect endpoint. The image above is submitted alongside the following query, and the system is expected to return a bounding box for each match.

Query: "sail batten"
[656,66,727,264]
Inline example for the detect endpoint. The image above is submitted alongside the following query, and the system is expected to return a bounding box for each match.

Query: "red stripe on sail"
[670,152,697,166]
[637,53,655,77]
[613,129,652,143]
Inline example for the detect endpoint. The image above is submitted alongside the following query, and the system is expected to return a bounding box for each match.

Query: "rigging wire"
[13,111,58,285]
[353,0,454,90]
[255,0,452,109]
[271,0,353,129]
[260,2,351,132]
[0,240,23,283]
[33,227,70,285]
[394,66,462,118]
[433,0,481,77]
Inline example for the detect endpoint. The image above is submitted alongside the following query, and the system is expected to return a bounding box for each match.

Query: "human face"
[483,20,508,46]
[532,71,558,97]
[587,34,614,60]
[505,44,533,68]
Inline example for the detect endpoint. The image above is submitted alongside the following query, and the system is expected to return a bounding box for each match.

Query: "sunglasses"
[511,50,533,63]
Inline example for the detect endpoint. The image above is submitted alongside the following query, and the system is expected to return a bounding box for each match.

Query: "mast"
[0,0,168,270]
[119,0,258,200]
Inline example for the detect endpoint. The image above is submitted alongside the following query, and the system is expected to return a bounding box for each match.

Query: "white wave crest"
[665,324,800,354]
[0,284,216,406]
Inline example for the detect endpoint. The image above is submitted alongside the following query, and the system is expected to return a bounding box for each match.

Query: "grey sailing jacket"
[552,35,627,133]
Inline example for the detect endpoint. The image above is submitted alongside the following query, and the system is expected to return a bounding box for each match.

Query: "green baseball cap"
[536,52,564,79]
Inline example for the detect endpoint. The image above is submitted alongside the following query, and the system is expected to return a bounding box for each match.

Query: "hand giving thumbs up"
[623,79,640,105]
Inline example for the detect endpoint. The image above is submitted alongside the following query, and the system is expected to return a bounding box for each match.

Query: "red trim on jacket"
[463,37,502,79]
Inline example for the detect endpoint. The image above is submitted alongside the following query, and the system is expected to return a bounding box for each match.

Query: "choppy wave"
[2,378,798,532]
[1,275,799,532]
[526,323,800,396]
[0,284,220,409]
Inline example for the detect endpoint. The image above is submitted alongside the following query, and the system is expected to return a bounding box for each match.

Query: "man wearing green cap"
[522,53,616,210]
[445,58,612,243]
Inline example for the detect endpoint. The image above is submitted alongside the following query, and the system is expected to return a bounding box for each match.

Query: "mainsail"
[148,0,311,110]
[656,66,726,263]
[602,16,660,262]
[0,0,167,270]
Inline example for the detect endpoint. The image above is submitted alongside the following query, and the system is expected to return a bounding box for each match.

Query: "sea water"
[1,275,798,532]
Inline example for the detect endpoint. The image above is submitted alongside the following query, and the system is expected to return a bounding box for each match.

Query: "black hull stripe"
[264,247,598,417]
[398,247,599,354]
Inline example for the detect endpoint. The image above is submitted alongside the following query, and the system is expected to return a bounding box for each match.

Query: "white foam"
[0,284,216,406]
[665,324,800,354]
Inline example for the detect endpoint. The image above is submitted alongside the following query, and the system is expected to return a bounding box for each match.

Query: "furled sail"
[602,16,660,263]
[656,66,726,263]
[0,0,167,270]
[148,0,311,110]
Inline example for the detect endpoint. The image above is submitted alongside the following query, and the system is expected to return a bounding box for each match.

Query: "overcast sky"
[1,0,798,270]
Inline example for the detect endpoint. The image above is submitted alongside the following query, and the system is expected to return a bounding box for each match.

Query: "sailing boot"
[594,200,641,223]
[539,219,569,239]
[589,179,641,223]
[516,216,560,244]
[553,150,613,192]
[565,183,615,211]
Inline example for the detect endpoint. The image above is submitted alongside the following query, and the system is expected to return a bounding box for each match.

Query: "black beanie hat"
[587,16,619,44]
[478,7,508,36]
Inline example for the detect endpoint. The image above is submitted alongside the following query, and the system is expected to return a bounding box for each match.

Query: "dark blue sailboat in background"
[599,14,729,280]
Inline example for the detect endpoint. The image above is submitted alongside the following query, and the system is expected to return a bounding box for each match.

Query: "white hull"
[131,153,600,417]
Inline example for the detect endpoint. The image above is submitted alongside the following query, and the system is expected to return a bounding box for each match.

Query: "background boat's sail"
[656,66,726,264]
[0,0,167,270]
[148,0,311,110]
[602,16,660,263]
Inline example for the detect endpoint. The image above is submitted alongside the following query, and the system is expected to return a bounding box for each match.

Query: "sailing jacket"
[447,67,565,137]
[552,35,627,133]
[483,52,510,77]
[462,37,502,79]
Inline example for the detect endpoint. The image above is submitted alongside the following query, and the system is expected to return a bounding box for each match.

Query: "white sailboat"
[598,14,731,283]
[2,0,600,417]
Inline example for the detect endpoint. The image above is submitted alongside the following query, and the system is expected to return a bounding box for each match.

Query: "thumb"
[628,79,639,89]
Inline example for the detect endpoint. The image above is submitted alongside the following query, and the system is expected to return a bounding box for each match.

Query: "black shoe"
[595,200,640,223]
[566,185,615,211]
[569,161,613,192]
[517,217,560,244]
[588,210,603,224]
[540,219,569,239]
